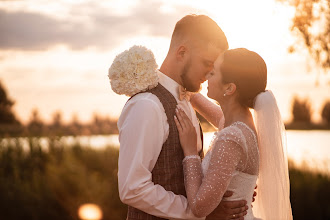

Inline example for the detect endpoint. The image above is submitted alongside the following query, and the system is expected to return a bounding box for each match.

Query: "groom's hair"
[170,14,228,52]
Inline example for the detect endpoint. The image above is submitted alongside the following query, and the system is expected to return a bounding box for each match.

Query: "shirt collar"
[157,69,181,100]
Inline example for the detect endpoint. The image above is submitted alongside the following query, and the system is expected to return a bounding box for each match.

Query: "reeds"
[0,138,329,219]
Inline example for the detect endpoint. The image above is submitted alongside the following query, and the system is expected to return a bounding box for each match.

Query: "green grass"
[0,137,329,220]
[0,137,127,220]
[289,161,330,219]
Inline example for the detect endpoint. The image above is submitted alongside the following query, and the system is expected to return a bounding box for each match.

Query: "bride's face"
[207,54,226,101]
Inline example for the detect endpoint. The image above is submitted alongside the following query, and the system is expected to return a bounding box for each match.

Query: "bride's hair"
[220,48,267,108]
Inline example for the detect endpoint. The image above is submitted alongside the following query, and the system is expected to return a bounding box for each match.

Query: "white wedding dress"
[183,121,261,220]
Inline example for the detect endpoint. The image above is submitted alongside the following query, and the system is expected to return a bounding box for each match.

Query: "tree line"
[286,96,330,129]
[0,81,118,137]
[0,81,329,137]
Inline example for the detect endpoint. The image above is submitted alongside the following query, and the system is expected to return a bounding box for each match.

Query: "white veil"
[252,90,293,220]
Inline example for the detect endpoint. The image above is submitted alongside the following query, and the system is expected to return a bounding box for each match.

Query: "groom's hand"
[205,191,248,220]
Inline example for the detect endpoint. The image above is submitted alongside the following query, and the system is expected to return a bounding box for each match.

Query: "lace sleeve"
[190,93,224,129]
[183,128,246,217]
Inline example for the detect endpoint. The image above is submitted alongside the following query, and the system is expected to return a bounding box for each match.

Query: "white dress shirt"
[117,70,203,220]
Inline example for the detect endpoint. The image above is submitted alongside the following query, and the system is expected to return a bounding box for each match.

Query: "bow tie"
[178,86,191,101]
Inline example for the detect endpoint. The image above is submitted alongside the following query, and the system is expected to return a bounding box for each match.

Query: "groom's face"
[181,44,220,92]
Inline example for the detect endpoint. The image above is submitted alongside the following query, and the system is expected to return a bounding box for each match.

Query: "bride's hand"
[174,106,198,156]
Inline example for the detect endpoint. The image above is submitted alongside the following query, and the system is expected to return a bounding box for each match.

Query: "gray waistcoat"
[126,83,203,220]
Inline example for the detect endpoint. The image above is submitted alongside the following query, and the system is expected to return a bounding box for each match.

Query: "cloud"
[0,1,200,51]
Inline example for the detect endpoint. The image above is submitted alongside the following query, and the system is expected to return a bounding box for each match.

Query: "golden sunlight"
[174,0,295,57]
[78,203,103,220]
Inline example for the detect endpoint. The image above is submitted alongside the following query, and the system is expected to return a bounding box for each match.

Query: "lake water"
[2,130,329,175]
[93,130,330,175]
[76,130,330,175]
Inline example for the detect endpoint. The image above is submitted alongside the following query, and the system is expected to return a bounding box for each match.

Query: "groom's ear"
[176,45,187,61]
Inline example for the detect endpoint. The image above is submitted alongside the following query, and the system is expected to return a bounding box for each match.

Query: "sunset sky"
[0,0,329,124]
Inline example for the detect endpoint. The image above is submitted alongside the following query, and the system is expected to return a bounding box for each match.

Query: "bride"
[174,48,293,220]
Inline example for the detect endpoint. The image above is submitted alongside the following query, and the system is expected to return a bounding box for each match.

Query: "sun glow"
[0,0,327,124]
[78,203,103,220]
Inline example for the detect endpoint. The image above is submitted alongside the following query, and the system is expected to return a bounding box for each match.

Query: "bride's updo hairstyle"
[220,48,267,108]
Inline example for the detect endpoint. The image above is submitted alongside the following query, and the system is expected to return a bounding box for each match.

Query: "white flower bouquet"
[108,45,159,96]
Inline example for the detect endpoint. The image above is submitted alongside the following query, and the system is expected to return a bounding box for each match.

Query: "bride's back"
[220,122,260,220]
[233,121,259,176]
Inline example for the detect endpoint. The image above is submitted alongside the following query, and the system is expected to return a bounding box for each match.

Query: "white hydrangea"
[108,45,159,96]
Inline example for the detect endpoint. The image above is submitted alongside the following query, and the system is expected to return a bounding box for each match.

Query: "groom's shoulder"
[129,92,161,104]
[123,92,164,112]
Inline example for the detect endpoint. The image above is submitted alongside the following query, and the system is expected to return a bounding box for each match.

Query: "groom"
[118,15,248,220]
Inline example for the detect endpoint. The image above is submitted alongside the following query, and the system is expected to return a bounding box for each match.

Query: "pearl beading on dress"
[182,121,260,219]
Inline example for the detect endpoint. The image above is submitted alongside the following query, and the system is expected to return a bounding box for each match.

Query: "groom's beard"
[181,60,202,93]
